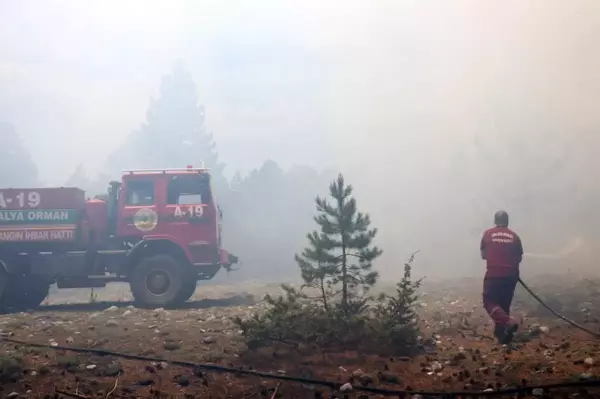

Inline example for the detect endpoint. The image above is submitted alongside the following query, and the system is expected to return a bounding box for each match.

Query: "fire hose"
[5,337,600,397]
[518,277,600,339]
[518,238,600,339]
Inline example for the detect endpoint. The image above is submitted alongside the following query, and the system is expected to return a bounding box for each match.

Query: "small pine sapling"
[375,252,423,353]
[312,173,383,315]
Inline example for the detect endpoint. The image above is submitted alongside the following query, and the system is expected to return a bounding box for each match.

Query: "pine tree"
[142,61,223,173]
[65,164,89,188]
[106,61,225,186]
[308,173,383,314]
[229,171,243,192]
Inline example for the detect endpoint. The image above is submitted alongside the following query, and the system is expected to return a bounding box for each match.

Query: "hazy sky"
[1,1,600,274]
[1,0,339,183]
[1,1,599,184]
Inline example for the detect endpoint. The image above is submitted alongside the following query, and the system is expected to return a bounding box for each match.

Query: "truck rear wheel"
[130,254,189,308]
[1,275,50,312]
[0,266,7,306]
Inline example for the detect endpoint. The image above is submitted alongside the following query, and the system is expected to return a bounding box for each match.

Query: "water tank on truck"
[0,187,86,311]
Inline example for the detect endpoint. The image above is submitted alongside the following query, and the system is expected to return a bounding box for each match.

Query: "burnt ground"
[1,274,600,398]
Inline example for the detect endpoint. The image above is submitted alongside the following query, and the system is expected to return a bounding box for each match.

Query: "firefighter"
[480,211,523,344]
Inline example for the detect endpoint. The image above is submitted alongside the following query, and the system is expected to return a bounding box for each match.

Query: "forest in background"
[2,62,600,283]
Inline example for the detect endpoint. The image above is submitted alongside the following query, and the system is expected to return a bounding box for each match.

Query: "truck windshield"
[166,174,211,205]
[126,181,155,205]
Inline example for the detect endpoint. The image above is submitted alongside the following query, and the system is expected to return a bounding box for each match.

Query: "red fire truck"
[0,166,238,310]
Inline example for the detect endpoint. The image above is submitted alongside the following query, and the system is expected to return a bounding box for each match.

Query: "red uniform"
[480,226,523,278]
[480,226,523,338]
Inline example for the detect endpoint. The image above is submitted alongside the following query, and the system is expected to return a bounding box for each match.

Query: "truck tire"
[175,278,197,303]
[0,266,7,306]
[130,254,189,308]
[1,275,50,312]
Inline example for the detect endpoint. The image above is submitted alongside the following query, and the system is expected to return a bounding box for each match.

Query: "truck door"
[164,174,217,264]
[118,179,159,238]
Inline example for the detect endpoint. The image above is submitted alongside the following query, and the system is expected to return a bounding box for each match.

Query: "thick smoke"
[1,1,599,281]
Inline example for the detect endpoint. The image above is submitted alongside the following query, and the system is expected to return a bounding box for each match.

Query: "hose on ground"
[518,277,600,339]
[4,337,600,397]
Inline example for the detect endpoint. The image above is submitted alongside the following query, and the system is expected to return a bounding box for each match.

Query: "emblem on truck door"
[134,208,158,232]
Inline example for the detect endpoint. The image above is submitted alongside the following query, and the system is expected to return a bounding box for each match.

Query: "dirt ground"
[1,273,600,398]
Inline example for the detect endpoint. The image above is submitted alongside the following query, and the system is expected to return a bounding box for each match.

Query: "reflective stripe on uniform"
[489,306,503,316]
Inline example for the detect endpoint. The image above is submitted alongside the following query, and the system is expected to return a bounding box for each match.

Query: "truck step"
[56,275,125,289]
[97,250,127,255]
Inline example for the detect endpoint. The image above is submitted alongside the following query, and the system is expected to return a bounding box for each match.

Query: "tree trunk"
[341,245,348,314]
[320,275,329,311]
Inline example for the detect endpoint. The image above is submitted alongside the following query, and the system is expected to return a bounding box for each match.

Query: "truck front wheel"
[175,278,197,303]
[130,255,189,308]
